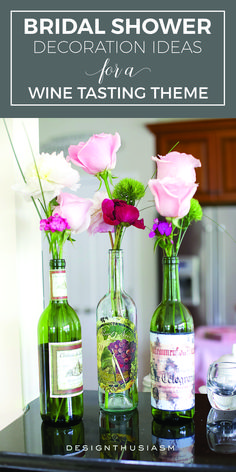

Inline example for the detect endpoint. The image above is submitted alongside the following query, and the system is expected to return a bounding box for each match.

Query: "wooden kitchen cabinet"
[147,118,236,205]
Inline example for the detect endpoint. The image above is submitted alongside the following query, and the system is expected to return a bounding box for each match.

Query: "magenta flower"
[40,214,70,233]
[149,218,172,238]
[102,199,145,229]
[157,221,172,236]
[149,230,156,238]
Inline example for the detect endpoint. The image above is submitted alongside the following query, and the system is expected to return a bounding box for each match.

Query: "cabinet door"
[215,130,236,203]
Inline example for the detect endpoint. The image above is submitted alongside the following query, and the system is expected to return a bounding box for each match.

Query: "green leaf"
[153,238,159,252]
[108,170,115,186]
[101,347,116,376]
[154,236,164,252]
[100,321,135,342]
[95,175,103,191]
[48,198,59,216]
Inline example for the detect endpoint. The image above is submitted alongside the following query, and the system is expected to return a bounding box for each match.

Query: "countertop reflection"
[0,392,236,471]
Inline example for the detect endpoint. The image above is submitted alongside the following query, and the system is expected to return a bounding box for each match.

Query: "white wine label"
[50,270,67,300]
[150,333,195,411]
[49,341,83,398]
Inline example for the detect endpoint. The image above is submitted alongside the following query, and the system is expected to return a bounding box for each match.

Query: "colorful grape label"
[97,317,137,393]
[49,340,83,398]
[150,333,195,411]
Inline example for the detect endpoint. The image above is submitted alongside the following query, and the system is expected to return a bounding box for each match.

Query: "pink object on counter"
[195,325,236,393]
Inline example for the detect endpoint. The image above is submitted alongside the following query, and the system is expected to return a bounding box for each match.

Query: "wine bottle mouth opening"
[108,249,123,254]
[162,256,179,264]
[50,259,66,269]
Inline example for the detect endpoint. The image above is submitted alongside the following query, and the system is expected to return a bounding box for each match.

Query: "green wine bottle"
[150,256,195,422]
[38,259,83,424]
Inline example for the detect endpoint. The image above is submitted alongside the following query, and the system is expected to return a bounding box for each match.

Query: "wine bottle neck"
[108,249,124,293]
[49,259,68,302]
[162,256,181,302]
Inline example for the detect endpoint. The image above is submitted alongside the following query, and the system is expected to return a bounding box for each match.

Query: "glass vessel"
[99,409,139,460]
[207,361,236,410]
[150,256,195,422]
[96,249,138,412]
[152,419,195,463]
[38,259,83,425]
[206,408,236,454]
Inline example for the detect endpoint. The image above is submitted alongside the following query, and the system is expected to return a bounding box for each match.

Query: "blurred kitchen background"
[1,117,236,429]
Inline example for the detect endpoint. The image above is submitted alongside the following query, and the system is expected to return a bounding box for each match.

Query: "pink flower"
[54,193,93,234]
[40,214,70,232]
[154,151,201,182]
[148,151,201,218]
[102,199,145,229]
[67,132,121,175]
[88,191,114,234]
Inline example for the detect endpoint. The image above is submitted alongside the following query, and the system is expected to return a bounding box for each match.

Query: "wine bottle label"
[50,270,67,300]
[97,317,137,393]
[152,435,194,464]
[150,333,195,411]
[49,341,83,398]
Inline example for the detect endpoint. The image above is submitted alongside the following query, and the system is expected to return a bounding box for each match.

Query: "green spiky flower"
[188,198,203,222]
[112,178,145,206]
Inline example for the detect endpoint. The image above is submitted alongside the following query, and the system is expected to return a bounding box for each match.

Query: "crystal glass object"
[207,361,236,410]
[206,408,236,453]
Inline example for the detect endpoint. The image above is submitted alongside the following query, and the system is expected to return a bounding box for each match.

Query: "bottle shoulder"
[39,300,79,315]
[96,291,137,323]
[97,291,136,309]
[150,300,194,333]
[38,301,81,332]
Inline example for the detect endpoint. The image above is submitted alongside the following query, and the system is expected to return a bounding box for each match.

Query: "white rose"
[14,151,80,203]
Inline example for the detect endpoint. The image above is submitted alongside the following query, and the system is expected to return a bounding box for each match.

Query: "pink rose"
[67,132,121,175]
[54,193,93,233]
[153,151,201,182]
[148,151,201,218]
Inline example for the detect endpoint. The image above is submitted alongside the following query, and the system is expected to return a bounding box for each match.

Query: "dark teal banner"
[0,0,235,117]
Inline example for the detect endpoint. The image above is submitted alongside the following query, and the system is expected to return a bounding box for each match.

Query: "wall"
[0,119,43,430]
[39,117,159,390]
